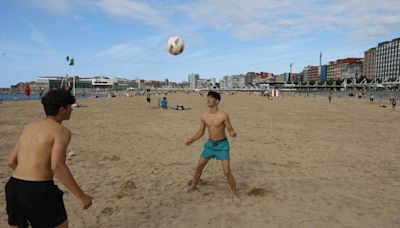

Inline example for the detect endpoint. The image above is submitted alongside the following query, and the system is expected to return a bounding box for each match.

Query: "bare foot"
[233,195,241,205]
[186,185,198,193]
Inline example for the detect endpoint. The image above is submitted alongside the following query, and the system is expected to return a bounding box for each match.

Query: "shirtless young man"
[185,91,240,203]
[5,89,93,228]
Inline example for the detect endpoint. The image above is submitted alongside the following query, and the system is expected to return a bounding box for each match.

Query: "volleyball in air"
[167,36,184,55]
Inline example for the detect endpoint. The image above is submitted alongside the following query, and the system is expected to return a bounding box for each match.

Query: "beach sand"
[1,93,400,228]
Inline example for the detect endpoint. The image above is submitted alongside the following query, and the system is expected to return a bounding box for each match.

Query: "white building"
[188,73,200,89]
[375,37,400,81]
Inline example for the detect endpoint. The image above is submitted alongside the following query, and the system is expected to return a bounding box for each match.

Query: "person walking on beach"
[24,83,31,100]
[328,92,332,103]
[39,87,44,99]
[5,89,93,228]
[391,97,396,111]
[146,89,151,107]
[185,91,240,203]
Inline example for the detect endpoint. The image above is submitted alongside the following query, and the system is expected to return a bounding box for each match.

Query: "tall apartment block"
[375,37,400,81]
[188,73,199,89]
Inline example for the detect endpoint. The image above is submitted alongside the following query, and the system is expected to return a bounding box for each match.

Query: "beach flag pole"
[64,56,70,89]
[70,58,75,96]
[66,56,75,96]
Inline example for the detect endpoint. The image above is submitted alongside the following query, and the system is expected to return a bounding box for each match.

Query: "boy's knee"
[223,170,231,177]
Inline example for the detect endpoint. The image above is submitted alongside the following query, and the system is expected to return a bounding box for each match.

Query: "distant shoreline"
[0,93,109,101]
[1,90,398,102]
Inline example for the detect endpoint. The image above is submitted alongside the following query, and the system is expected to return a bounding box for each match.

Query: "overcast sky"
[1,0,400,87]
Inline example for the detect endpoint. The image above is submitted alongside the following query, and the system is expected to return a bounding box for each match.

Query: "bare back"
[12,118,70,181]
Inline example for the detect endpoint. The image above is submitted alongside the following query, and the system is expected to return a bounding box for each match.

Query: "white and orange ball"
[167,36,184,55]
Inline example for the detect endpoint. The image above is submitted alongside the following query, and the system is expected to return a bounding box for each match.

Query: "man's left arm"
[224,114,237,138]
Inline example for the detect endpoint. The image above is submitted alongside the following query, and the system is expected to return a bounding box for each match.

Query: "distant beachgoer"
[5,89,93,227]
[24,84,31,100]
[370,94,374,103]
[13,92,18,101]
[160,97,168,109]
[146,89,151,106]
[391,97,396,111]
[174,105,191,110]
[108,91,116,98]
[185,91,240,204]
[379,92,385,103]
[328,92,332,103]
[39,88,44,99]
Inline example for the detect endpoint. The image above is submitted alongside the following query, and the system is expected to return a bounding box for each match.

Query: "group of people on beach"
[4,89,240,227]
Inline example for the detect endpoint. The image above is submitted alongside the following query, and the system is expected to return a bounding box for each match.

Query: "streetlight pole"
[289,62,294,82]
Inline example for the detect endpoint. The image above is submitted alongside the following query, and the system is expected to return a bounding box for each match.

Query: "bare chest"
[204,116,225,128]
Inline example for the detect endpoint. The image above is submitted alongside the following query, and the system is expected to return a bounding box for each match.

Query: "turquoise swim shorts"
[201,138,230,160]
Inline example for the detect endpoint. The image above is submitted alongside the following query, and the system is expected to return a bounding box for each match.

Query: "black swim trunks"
[5,177,67,228]
[146,98,151,102]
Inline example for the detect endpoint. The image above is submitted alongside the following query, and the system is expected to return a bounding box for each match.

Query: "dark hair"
[41,89,76,116]
[207,91,221,101]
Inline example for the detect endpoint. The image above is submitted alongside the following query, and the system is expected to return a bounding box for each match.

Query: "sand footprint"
[100,206,120,216]
[187,179,207,186]
[121,180,136,191]
[247,187,272,197]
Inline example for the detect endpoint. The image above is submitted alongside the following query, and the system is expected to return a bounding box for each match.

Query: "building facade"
[326,61,335,81]
[320,65,327,81]
[375,37,400,81]
[333,58,363,80]
[275,74,285,83]
[363,48,376,80]
[303,65,319,82]
[188,73,200,89]
[342,62,363,80]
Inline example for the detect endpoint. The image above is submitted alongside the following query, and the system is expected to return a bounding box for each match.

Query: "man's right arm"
[185,117,206,146]
[51,128,93,209]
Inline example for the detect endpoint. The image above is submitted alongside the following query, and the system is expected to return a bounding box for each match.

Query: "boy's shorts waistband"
[10,176,54,184]
[209,137,227,143]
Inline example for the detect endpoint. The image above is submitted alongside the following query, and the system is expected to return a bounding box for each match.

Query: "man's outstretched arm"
[51,129,93,209]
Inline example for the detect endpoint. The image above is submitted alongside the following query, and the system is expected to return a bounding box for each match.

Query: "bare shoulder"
[218,110,229,118]
[201,112,208,120]
[58,125,71,139]
[61,126,71,137]
[43,118,71,138]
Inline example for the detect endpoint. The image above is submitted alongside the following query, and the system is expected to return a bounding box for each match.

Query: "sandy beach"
[1,93,400,228]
